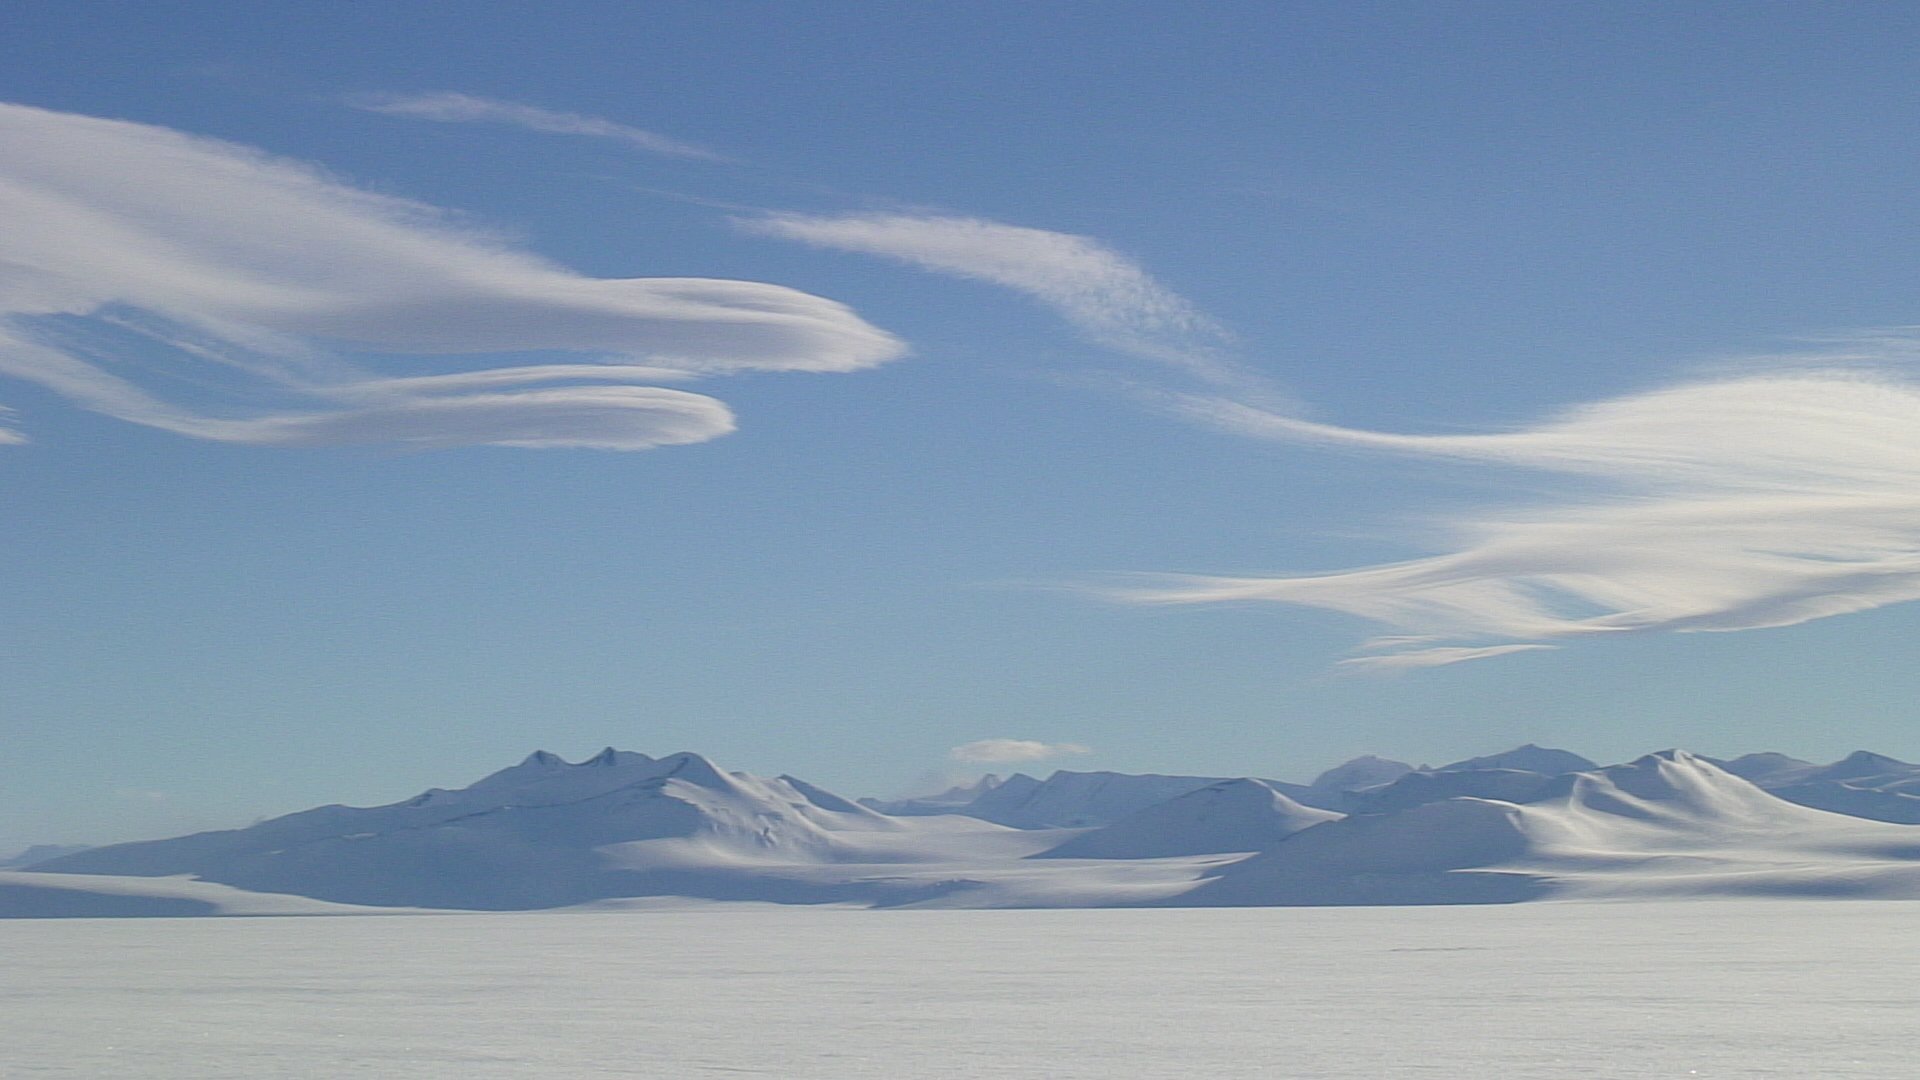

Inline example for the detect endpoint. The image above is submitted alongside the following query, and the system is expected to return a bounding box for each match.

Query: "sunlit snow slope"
[1195,751,1920,905]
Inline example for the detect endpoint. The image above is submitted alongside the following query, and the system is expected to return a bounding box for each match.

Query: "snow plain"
[4,902,1915,1078]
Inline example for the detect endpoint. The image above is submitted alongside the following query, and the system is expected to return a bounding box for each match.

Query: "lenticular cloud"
[0,102,902,449]
[1129,371,1920,667]
[949,739,1093,764]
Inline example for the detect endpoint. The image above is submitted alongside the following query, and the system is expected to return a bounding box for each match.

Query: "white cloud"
[949,739,1093,764]
[0,102,902,449]
[749,207,1920,668]
[350,91,724,161]
[1340,644,1561,671]
[1121,369,1920,665]
[741,211,1262,389]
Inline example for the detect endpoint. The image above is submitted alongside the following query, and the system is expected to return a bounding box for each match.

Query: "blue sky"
[9,2,1920,849]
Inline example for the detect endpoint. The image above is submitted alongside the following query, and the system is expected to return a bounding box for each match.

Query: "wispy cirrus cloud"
[0,102,900,449]
[747,207,1920,668]
[350,91,725,161]
[950,739,1093,764]
[1127,368,1920,668]
[739,211,1263,389]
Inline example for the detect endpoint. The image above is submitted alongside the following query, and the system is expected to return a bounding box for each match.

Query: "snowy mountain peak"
[1345,767,1558,815]
[468,748,656,793]
[962,769,1231,828]
[1736,750,1920,824]
[1712,752,1816,782]
[1308,755,1415,794]
[858,774,1010,817]
[1435,744,1596,776]
[649,750,735,789]
[1540,750,1789,826]
[1040,778,1339,860]
[26,747,905,910]
[778,775,886,817]
[1825,750,1914,779]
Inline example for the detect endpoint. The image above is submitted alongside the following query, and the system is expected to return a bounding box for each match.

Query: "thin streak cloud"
[350,91,726,161]
[740,211,1260,389]
[0,102,901,449]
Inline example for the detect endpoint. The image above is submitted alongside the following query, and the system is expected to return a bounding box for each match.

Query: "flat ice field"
[3,902,1913,1078]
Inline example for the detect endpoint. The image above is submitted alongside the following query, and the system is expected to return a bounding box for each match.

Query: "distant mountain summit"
[857,755,1428,826]
[860,775,1005,816]
[1434,744,1596,775]
[1039,779,1339,860]
[1710,752,1818,783]
[1345,768,1559,815]
[1303,755,1415,799]
[32,749,903,909]
[1338,744,1599,815]
[0,844,90,869]
[1743,750,1920,825]
[911,770,1235,829]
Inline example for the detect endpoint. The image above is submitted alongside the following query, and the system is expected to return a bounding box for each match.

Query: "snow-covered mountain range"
[11,744,1920,916]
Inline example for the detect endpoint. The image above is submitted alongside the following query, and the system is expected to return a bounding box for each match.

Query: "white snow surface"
[0,869,420,917]
[4,903,1917,1078]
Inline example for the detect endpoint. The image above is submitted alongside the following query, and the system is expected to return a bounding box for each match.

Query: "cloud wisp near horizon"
[949,739,1094,765]
[0,102,899,450]
[744,209,1920,669]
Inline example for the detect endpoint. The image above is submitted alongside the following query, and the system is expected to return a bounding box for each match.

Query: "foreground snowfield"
[4,903,1914,1078]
